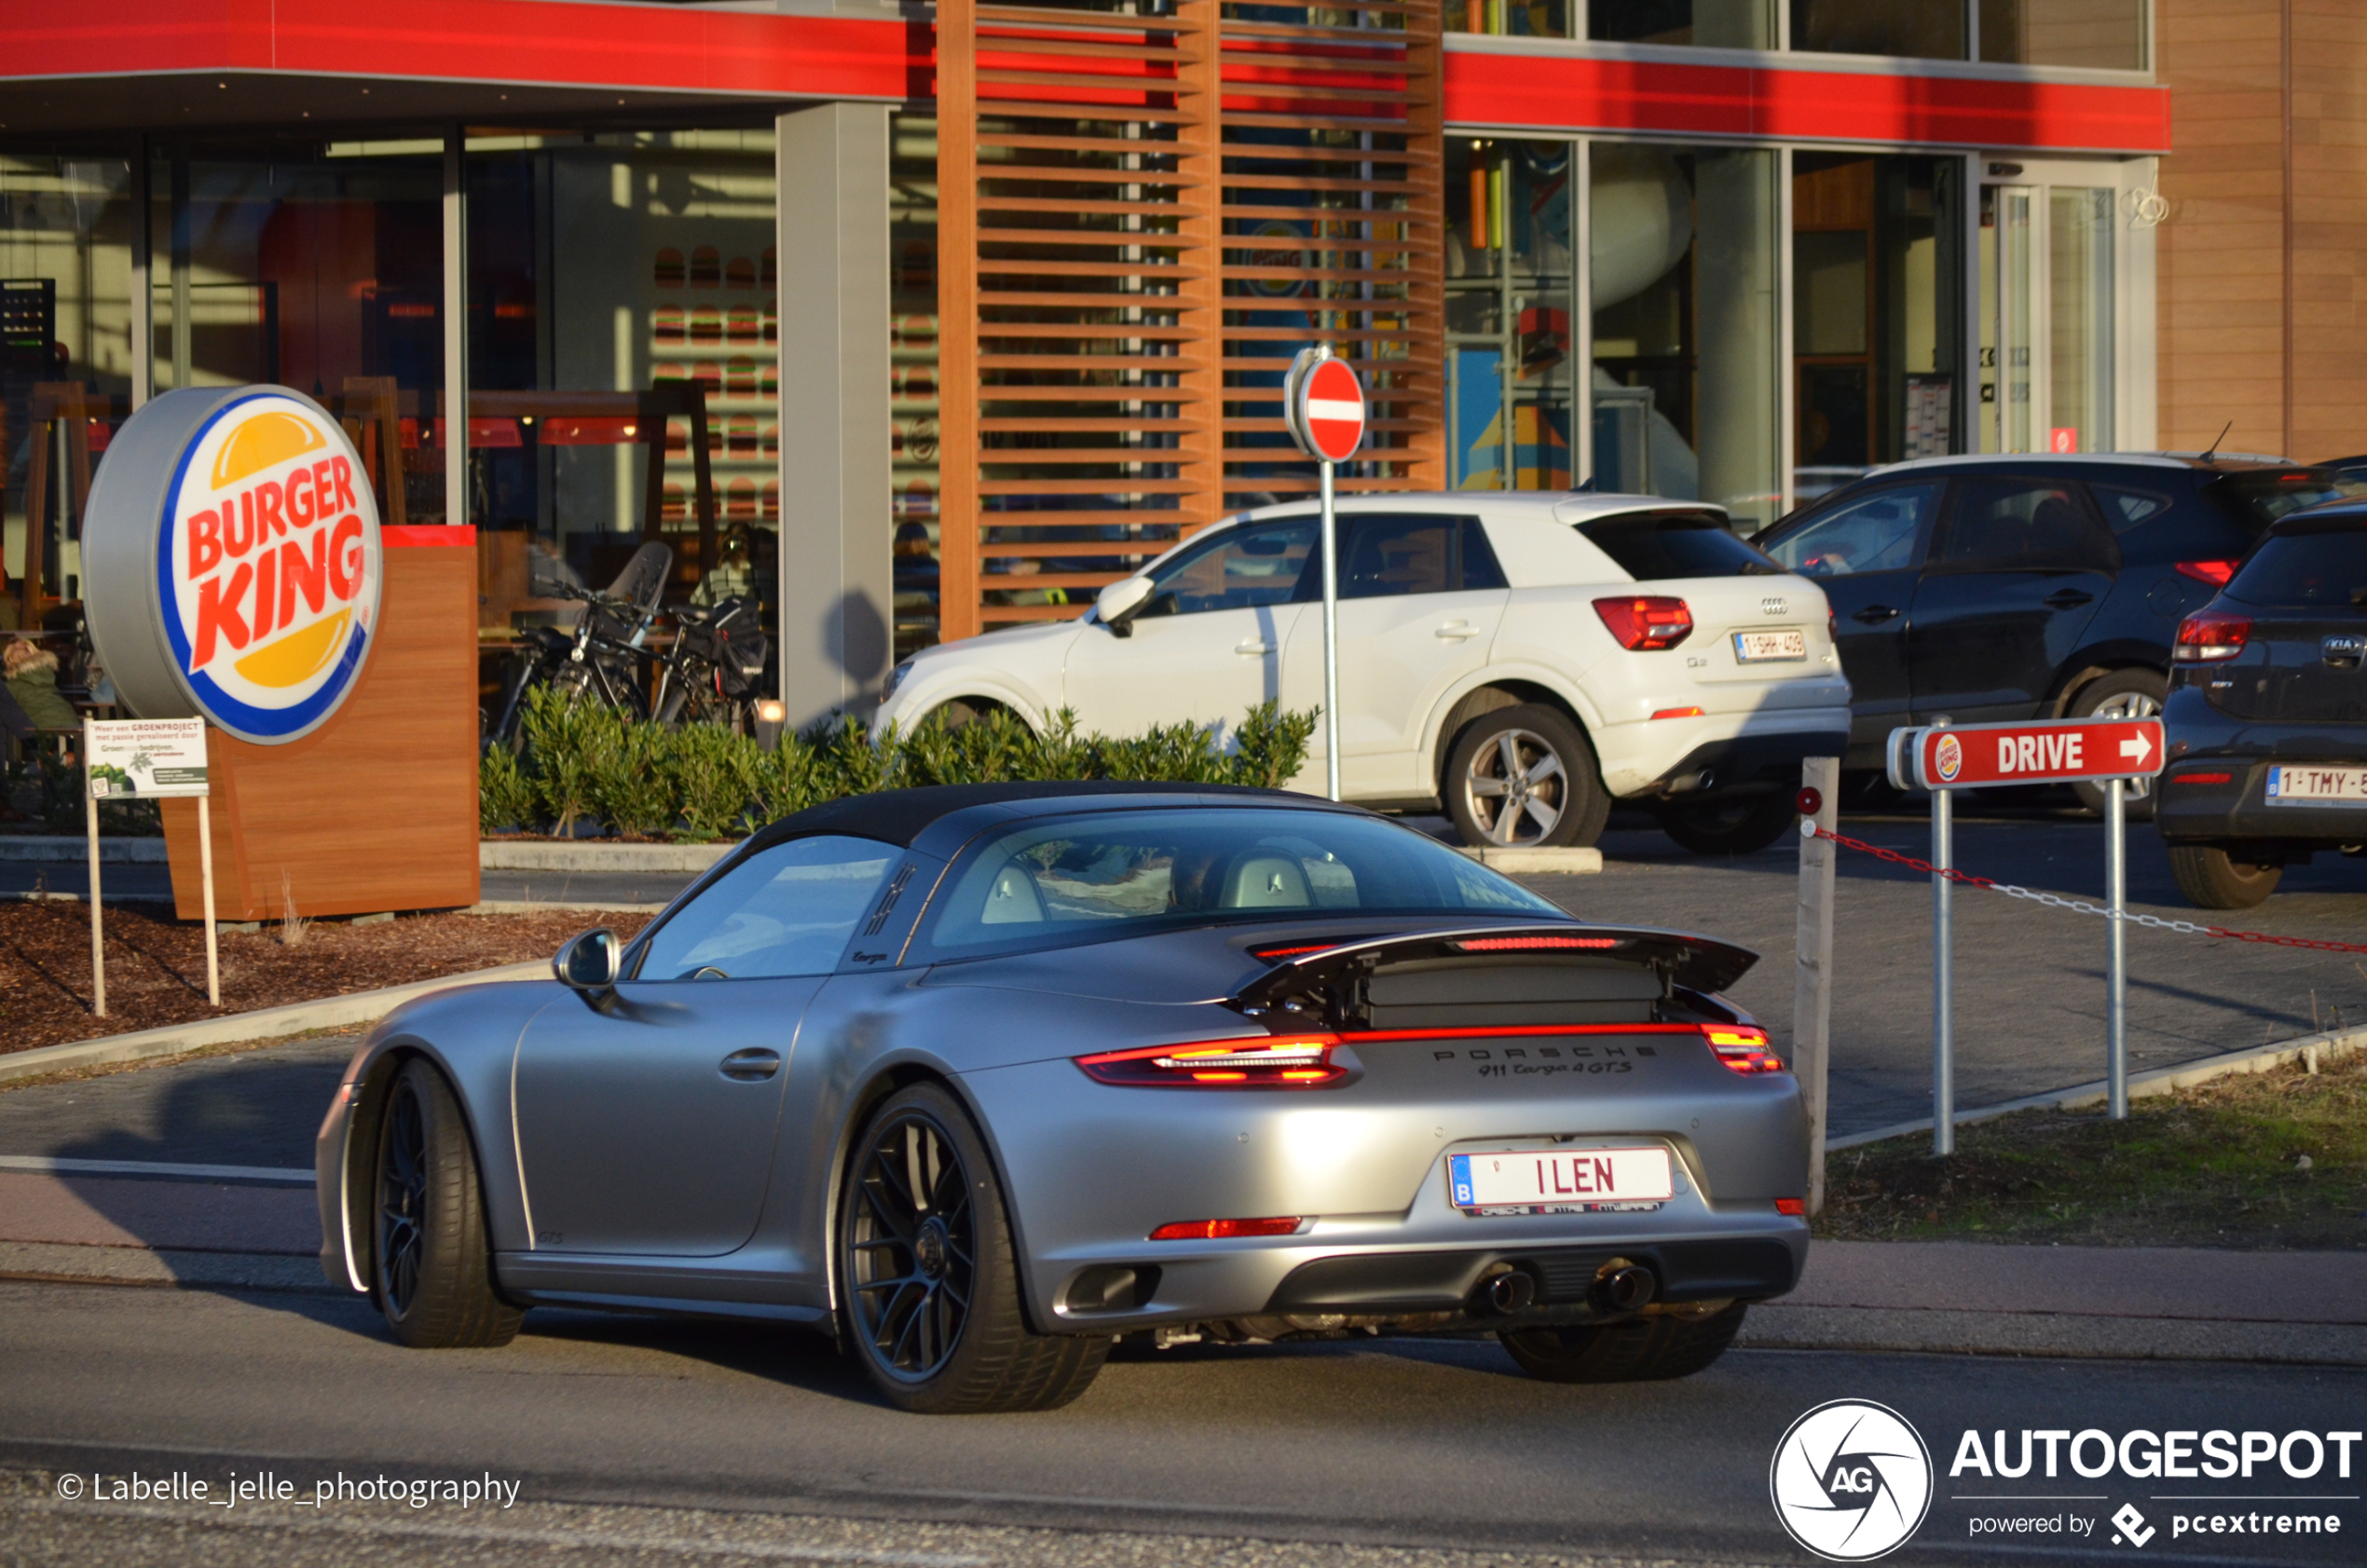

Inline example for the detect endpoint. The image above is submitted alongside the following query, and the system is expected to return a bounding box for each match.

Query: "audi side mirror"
[1095,575,1154,638]
[554,928,623,991]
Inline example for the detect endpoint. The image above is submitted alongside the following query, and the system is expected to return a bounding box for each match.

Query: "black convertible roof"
[746,780,1325,852]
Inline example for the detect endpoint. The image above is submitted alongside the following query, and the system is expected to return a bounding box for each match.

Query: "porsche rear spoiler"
[1230,923,1759,1029]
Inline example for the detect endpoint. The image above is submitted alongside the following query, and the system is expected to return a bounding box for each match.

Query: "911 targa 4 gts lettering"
[317,783,1810,1412]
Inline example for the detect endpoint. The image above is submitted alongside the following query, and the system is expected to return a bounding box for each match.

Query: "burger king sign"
[84,387,383,744]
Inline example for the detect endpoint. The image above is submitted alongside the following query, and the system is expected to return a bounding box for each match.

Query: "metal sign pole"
[2105,776,2128,1118]
[1319,455,1341,803]
[197,793,221,1007]
[1931,722,1953,1158]
[82,716,105,1019]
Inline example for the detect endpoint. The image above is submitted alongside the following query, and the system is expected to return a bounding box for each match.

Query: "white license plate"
[2266,765,2367,806]
[1732,630,1808,663]
[1447,1147,1674,1213]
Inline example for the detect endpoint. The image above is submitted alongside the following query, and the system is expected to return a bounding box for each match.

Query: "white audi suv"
[875,493,1853,853]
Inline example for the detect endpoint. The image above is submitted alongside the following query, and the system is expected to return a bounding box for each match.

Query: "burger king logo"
[84,388,381,745]
[1932,732,1963,785]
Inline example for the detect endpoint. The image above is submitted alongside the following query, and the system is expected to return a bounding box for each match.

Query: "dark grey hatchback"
[1754,454,2362,815]
[2156,506,2367,907]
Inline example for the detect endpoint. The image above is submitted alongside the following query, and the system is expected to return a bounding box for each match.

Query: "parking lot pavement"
[1513,802,2367,1138]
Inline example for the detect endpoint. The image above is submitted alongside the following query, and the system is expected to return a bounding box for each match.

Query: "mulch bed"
[0,902,652,1056]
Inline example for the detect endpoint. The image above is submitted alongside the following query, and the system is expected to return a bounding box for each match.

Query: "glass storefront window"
[1445,139,1578,492]
[0,156,133,629]
[1978,0,2145,70]
[2048,186,2114,454]
[462,130,778,663]
[889,114,940,660]
[1977,177,2115,455]
[1791,0,1966,59]
[1792,154,1963,499]
[153,146,446,539]
[1591,143,1783,529]
[1447,0,1571,37]
[1589,1,1775,47]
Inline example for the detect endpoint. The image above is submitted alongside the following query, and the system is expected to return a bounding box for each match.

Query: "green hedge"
[480,688,1320,839]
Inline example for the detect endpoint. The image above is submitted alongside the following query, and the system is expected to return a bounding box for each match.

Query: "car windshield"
[2225,525,2367,610]
[922,808,1563,954]
[2210,470,2367,528]
[1577,511,1780,579]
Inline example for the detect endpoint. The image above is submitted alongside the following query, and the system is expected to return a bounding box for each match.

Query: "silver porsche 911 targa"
[318,783,1810,1412]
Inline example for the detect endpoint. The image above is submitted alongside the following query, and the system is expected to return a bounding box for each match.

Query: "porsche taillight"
[1705,1025,1785,1075]
[1075,1036,1347,1087]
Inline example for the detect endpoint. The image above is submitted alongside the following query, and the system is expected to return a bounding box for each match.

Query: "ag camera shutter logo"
[1771,1399,1935,1561]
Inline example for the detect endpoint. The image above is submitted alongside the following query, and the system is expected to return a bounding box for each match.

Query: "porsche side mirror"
[554,927,623,991]
[1095,575,1154,638]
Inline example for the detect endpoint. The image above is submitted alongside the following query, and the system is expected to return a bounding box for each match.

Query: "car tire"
[2167,844,2283,910]
[1444,704,1609,850]
[839,1084,1106,1414]
[2067,670,2168,821]
[1655,793,1799,856]
[373,1059,525,1349]
[1498,1302,1747,1384]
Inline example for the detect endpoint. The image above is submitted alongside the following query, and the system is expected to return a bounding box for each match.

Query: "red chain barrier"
[1805,823,2367,956]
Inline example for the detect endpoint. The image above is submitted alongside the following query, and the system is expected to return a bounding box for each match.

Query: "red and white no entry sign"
[1896,716,2166,792]
[1287,351,1365,463]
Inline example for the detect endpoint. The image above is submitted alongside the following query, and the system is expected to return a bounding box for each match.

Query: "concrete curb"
[1827,1024,2367,1151]
[479,840,733,872]
[1740,1303,2367,1367]
[1458,846,1604,874]
[0,1242,335,1294]
[0,961,548,1087]
[0,836,168,864]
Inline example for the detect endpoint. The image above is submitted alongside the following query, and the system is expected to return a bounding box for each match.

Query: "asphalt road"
[4,1277,2363,1567]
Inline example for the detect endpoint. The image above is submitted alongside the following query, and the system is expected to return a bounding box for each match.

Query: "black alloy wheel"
[839,1084,1106,1413]
[371,1059,523,1349]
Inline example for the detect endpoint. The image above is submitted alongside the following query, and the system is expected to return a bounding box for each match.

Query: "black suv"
[2155,504,2367,907]
[1754,455,2363,814]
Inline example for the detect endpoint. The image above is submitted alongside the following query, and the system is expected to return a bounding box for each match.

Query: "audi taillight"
[1594,595,1693,650]
[1148,1217,1304,1241]
[1705,1025,1784,1075]
[1075,1035,1346,1087]
[2173,610,2251,662]
[2175,559,2240,585]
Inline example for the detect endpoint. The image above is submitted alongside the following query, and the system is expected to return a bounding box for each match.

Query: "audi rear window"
[1578,511,1782,580]
[2225,525,2367,610]
[2208,470,2367,529]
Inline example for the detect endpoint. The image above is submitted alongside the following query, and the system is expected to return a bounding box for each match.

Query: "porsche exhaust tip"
[1595,1264,1656,1314]
[1484,1269,1536,1314]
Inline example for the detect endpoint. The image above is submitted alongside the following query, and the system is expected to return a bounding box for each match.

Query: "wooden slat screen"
[936,0,1443,640]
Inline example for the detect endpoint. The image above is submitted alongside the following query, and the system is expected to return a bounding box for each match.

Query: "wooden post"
[197,793,220,1007]
[1794,756,1840,1214]
[83,716,105,1018]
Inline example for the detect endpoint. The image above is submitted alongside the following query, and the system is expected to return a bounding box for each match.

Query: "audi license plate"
[1732,630,1808,663]
[1448,1147,1674,1215]
[2266,765,2367,807]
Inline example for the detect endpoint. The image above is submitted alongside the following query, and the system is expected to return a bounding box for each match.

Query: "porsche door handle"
[1852,605,1902,624]
[718,1048,782,1082]
[1434,621,1479,640]
[1235,640,1275,656]
[2045,589,2095,609]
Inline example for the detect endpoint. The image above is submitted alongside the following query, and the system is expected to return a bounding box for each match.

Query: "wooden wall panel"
[161,535,481,921]
[2158,0,2367,461]
[935,0,1445,637]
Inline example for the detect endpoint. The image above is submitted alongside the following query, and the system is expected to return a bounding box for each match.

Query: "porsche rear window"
[922,809,1561,954]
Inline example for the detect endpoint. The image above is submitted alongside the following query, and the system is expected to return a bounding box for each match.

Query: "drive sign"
[1896,716,2165,791]
[1286,351,1365,462]
[84,387,383,745]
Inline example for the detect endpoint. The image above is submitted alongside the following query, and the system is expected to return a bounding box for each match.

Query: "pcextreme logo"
[157,391,381,742]
[1771,1399,1936,1561]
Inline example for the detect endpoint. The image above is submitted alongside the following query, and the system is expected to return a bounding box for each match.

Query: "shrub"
[478,695,1320,839]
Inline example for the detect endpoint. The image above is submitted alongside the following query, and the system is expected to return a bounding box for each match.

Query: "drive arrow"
[2120,731,2154,765]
